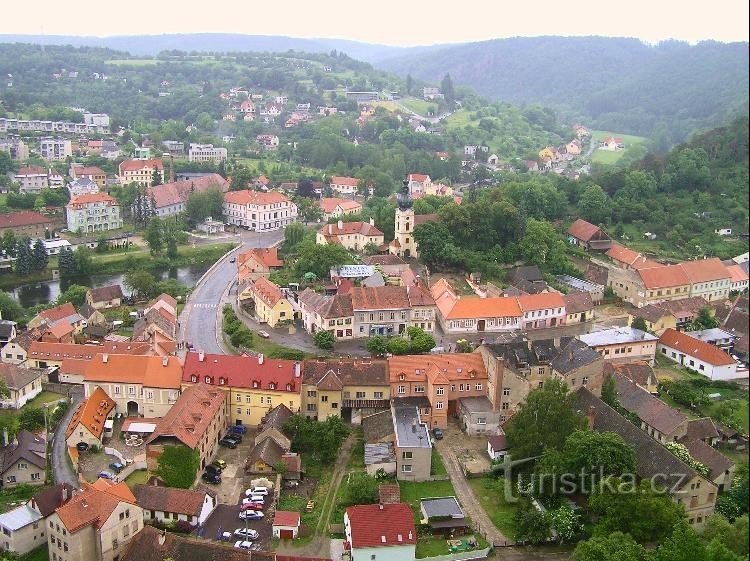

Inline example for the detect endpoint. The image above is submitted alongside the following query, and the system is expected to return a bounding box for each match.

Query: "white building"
[658,328,740,381]
[188,143,227,163]
[133,485,217,526]
[65,193,122,234]
[329,176,359,196]
[344,503,416,561]
[0,505,44,556]
[12,166,48,194]
[223,190,297,231]
[68,177,100,197]
[40,138,72,161]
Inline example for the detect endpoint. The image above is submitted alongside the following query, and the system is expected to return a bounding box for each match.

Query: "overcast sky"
[3,0,748,46]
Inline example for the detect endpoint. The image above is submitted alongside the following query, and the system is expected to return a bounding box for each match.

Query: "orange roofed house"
[319,197,362,220]
[658,328,740,381]
[388,353,494,431]
[567,219,612,251]
[344,503,416,561]
[117,158,164,186]
[352,285,437,337]
[145,384,227,473]
[223,189,298,231]
[240,276,294,328]
[82,354,183,417]
[46,478,143,561]
[237,246,284,286]
[329,176,359,196]
[143,173,230,218]
[316,219,384,251]
[66,193,122,233]
[65,386,116,449]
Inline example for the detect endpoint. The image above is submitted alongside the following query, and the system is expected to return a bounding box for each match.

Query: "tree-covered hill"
[377,36,749,145]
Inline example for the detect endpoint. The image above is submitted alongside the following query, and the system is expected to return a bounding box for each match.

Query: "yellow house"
[301,359,390,422]
[627,305,678,336]
[242,277,294,328]
[182,351,302,426]
[538,147,555,161]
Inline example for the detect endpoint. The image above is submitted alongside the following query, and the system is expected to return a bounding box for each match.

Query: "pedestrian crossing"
[192,303,218,309]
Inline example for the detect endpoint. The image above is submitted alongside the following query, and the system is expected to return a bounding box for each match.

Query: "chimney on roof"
[369,218,375,226]
[158,529,167,546]
[62,486,71,503]
[294,362,301,378]
[198,351,205,362]
[2,428,7,448]
[102,354,108,363]
[258,354,264,365]
[162,356,169,367]
[587,405,596,430]
[328,224,333,235]
[337,220,343,230]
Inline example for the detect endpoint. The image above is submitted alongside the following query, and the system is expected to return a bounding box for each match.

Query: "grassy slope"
[591,129,648,164]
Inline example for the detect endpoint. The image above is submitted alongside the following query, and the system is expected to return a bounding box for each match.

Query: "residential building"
[604,362,659,394]
[223,190,298,231]
[478,337,604,421]
[47,478,143,561]
[420,497,467,533]
[329,176,359,196]
[657,328,739,381]
[137,174,230,218]
[563,292,595,324]
[487,434,508,460]
[389,206,438,259]
[133,484,216,527]
[187,143,227,163]
[680,433,736,492]
[40,138,72,161]
[518,293,567,329]
[255,135,279,150]
[344,502,416,561]
[145,383,227,472]
[66,193,122,234]
[25,341,152,376]
[1,328,45,365]
[578,327,658,365]
[273,511,301,539]
[240,277,294,328]
[556,275,605,304]
[82,354,183,417]
[0,431,46,488]
[406,173,431,196]
[432,280,522,334]
[0,136,29,161]
[117,159,164,186]
[237,247,284,286]
[0,117,109,135]
[574,387,717,527]
[0,504,45,555]
[0,211,52,237]
[65,387,116,449]
[70,166,107,189]
[121,525,252,561]
[726,264,749,292]
[181,352,303,426]
[352,285,437,337]
[0,321,16,346]
[456,395,501,436]
[628,304,678,335]
[319,197,362,220]
[26,303,85,339]
[392,402,432,481]
[680,258,732,302]
[0,364,44,408]
[86,285,124,310]
[316,220,384,251]
[68,177,99,197]
[297,290,355,340]
[12,166,48,194]
[567,219,612,250]
[606,244,660,271]
[301,359,389,421]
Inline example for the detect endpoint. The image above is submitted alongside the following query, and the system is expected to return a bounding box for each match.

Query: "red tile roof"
[441,296,522,320]
[678,258,731,283]
[73,166,106,177]
[56,479,136,533]
[28,341,152,362]
[133,485,207,517]
[351,286,411,310]
[659,328,736,366]
[238,247,283,270]
[145,383,225,449]
[0,211,52,229]
[65,386,116,440]
[16,166,46,176]
[408,173,430,182]
[388,353,486,383]
[568,219,603,242]
[251,277,286,307]
[606,244,660,270]
[517,292,565,311]
[83,354,183,388]
[118,158,163,173]
[182,352,302,392]
[67,193,118,207]
[330,176,358,187]
[273,510,301,527]
[319,198,362,214]
[319,221,383,238]
[727,264,749,283]
[38,302,77,323]
[224,189,292,206]
[638,265,690,289]
[148,174,229,208]
[346,503,416,548]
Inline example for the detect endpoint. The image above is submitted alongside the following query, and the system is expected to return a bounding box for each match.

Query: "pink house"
[518,293,567,329]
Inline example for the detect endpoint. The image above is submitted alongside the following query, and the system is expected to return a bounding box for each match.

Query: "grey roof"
[573,388,701,489]
[0,364,45,391]
[0,320,16,339]
[362,272,386,287]
[578,327,658,347]
[262,404,293,432]
[31,483,75,517]
[392,405,431,448]
[509,266,543,283]
[563,291,594,314]
[2,430,46,473]
[679,437,734,480]
[421,496,465,520]
[613,373,687,435]
[457,395,494,413]
[551,338,601,375]
[391,396,431,409]
[685,328,737,343]
[0,504,42,531]
[556,275,604,293]
[364,443,395,466]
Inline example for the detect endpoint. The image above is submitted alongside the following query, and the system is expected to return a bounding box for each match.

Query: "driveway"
[199,504,272,550]
[52,388,83,488]
[213,433,256,505]
[440,419,491,474]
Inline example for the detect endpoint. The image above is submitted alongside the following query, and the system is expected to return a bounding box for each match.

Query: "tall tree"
[571,532,647,561]
[13,237,32,276]
[151,168,163,187]
[441,73,455,102]
[31,239,49,271]
[145,216,164,255]
[601,373,620,409]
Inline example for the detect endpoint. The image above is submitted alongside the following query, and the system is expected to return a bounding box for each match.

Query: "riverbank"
[0,243,238,292]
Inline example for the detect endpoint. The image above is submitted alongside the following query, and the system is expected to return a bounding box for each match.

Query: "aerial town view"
[0,2,747,561]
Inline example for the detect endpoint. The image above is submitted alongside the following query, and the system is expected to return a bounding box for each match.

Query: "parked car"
[241,500,264,510]
[98,471,115,480]
[224,433,242,444]
[247,495,265,504]
[234,540,253,549]
[205,463,222,475]
[239,510,263,520]
[76,442,90,452]
[212,459,227,470]
[258,330,270,338]
[219,437,238,449]
[230,424,248,435]
[109,462,124,473]
[229,257,237,263]
[201,472,221,484]
[234,528,259,539]
[247,486,269,496]
[432,428,444,440]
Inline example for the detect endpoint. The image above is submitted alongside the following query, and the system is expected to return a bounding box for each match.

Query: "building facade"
[187,144,227,162]
[223,190,298,231]
[66,193,122,233]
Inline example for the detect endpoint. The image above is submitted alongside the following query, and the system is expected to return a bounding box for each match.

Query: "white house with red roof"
[139,173,230,218]
[66,193,122,233]
[344,503,416,561]
[658,328,740,381]
[329,176,359,196]
[272,510,301,539]
[601,137,623,151]
[318,197,362,220]
[316,219,384,251]
[406,173,430,196]
[118,158,164,186]
[223,189,297,231]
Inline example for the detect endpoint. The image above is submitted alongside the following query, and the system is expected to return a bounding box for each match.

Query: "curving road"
[52,388,84,487]
[179,229,285,354]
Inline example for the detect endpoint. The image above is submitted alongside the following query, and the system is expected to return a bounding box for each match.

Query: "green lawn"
[0,484,44,514]
[399,479,457,522]
[347,428,365,470]
[467,477,519,540]
[401,98,436,117]
[443,108,477,129]
[277,453,335,542]
[124,469,150,489]
[430,448,447,476]
[591,130,649,165]
[591,149,624,165]
[24,391,65,410]
[20,545,49,561]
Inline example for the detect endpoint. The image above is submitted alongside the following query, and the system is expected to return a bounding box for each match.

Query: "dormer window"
[399,374,405,381]
[191,375,197,383]
[286,384,292,391]
[253,381,260,389]
[219,377,226,385]
[269,383,276,390]
[205,376,212,384]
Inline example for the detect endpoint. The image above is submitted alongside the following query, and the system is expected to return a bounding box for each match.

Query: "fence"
[419,546,492,561]
[43,382,79,397]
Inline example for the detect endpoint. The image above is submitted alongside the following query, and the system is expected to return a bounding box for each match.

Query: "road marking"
[193,303,218,309]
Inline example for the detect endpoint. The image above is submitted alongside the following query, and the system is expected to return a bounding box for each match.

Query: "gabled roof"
[55,478,136,532]
[330,176,358,186]
[15,166,46,176]
[84,354,182,388]
[118,158,163,172]
[613,373,687,435]
[388,353,486,384]
[133,485,207,517]
[121,525,252,561]
[316,369,343,391]
[606,244,659,270]
[351,286,411,310]
[638,265,690,289]
[568,219,605,242]
[319,221,383,238]
[273,510,301,527]
[303,359,388,387]
[440,296,521,320]
[0,211,51,229]
[659,328,736,366]
[551,338,601,374]
[262,404,294,431]
[679,437,734,480]
[28,341,151,362]
[564,291,593,314]
[1,430,46,472]
[678,258,731,283]
[726,264,749,283]
[145,384,226,449]
[345,503,416,548]
[66,386,116,440]
[149,174,229,208]
[238,247,283,270]
[183,352,301,392]
[517,292,565,311]
[0,504,42,531]
[5,327,44,351]
[407,173,430,183]
[631,303,674,323]
[250,276,287,308]
[362,410,395,443]
[319,198,362,214]
[38,302,77,324]
[0,363,45,390]
[31,483,76,517]
[604,362,657,389]
[685,418,720,441]
[67,193,118,207]
[223,189,291,206]
[247,437,285,467]
[87,285,124,303]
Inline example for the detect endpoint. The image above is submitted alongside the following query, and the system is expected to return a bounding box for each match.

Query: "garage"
[272,510,300,540]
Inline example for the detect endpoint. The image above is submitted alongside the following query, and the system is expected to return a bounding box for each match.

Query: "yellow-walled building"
[182,351,303,426]
[240,276,294,328]
[301,359,390,422]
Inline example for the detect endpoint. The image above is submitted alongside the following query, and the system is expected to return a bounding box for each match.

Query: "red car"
[242,501,264,511]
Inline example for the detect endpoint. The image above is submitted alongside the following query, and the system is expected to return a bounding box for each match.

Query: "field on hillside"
[591,129,649,164]
[401,97,436,116]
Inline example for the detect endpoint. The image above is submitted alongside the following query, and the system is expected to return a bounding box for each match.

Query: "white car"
[239,510,264,520]
[248,495,265,504]
[234,540,253,549]
[234,528,259,539]
[246,487,269,496]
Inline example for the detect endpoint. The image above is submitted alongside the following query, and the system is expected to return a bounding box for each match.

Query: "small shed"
[420,497,467,533]
[487,434,508,460]
[273,510,301,539]
[364,443,396,476]
[197,217,225,234]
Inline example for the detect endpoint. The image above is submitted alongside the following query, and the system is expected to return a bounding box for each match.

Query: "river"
[10,264,211,308]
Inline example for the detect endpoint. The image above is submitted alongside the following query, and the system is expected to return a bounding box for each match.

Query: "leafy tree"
[313,330,335,350]
[124,269,158,300]
[283,414,349,464]
[296,178,317,198]
[145,216,164,255]
[578,184,611,224]
[0,292,24,321]
[292,240,353,279]
[283,222,305,250]
[296,197,323,222]
[406,326,436,354]
[660,379,708,409]
[95,235,109,254]
[57,247,76,281]
[344,472,379,506]
[514,499,551,545]
[13,237,32,276]
[72,246,93,277]
[571,532,647,561]
[505,378,587,460]
[690,307,720,331]
[155,445,199,488]
[56,284,88,307]
[601,373,620,409]
[701,514,749,557]
[184,187,224,226]
[630,316,648,332]
[366,336,388,357]
[386,336,410,355]
[1,230,17,257]
[151,168,163,187]
[18,407,46,431]
[441,73,456,103]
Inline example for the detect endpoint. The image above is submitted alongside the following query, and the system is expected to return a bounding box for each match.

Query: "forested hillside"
[378,37,749,145]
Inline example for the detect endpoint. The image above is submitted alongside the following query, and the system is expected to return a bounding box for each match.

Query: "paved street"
[179,229,284,354]
[52,388,84,488]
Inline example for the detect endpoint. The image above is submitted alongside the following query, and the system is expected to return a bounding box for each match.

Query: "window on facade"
[501,402,509,410]
[503,387,510,396]
[356,392,366,399]
[402,451,413,459]
[475,384,482,391]
[321,395,328,402]
[402,464,412,473]
[477,417,486,425]
[435,402,444,410]
[398,385,405,394]
[436,387,444,396]
[374,392,383,399]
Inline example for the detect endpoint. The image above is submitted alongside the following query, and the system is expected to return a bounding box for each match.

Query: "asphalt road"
[180,229,285,355]
[52,388,84,488]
